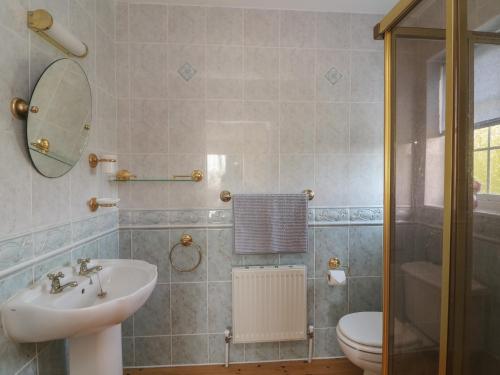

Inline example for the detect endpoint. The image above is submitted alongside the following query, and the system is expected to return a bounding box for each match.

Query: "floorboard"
[124,358,363,375]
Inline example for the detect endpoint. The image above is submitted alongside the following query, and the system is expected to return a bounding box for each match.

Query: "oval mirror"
[27,58,92,178]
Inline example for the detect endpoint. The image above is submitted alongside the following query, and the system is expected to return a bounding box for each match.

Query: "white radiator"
[232,265,307,344]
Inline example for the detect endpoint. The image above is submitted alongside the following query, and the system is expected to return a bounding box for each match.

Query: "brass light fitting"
[328,257,342,270]
[88,153,117,168]
[88,197,119,212]
[328,257,350,275]
[10,97,40,119]
[30,138,50,154]
[28,9,88,58]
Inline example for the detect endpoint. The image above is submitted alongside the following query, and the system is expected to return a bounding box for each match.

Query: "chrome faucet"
[77,258,103,276]
[47,272,78,294]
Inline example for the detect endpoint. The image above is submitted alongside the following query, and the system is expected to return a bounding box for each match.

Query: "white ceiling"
[118,0,399,15]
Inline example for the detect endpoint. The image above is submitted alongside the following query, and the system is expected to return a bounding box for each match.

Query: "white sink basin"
[1,259,157,375]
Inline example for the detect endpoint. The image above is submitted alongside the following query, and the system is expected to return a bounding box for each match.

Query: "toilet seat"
[337,312,382,354]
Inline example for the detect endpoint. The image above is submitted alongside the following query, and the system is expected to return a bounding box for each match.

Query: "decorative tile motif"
[349,207,383,222]
[178,62,197,81]
[169,210,206,225]
[0,234,33,271]
[208,210,232,224]
[324,67,343,86]
[34,224,72,257]
[315,208,349,223]
[132,210,169,225]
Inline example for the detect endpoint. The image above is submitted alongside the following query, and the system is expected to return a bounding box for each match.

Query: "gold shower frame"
[375,1,500,374]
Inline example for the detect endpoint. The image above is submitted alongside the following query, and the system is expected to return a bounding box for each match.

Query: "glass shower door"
[462,37,500,375]
[388,30,446,375]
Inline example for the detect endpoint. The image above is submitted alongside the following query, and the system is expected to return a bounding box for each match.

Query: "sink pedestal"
[69,324,122,375]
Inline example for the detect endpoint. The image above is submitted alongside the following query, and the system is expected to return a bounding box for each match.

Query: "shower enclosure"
[375,0,500,374]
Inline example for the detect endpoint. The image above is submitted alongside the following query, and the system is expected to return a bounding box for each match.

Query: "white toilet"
[336,312,382,375]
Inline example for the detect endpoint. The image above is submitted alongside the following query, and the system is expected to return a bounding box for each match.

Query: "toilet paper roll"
[327,269,346,286]
[101,154,117,175]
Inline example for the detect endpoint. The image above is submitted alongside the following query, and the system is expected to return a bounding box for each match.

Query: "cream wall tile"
[280,10,316,48]
[116,43,129,98]
[315,154,349,206]
[130,43,167,99]
[244,9,279,47]
[207,154,243,208]
[243,101,279,154]
[316,103,349,154]
[348,154,383,206]
[70,155,99,219]
[279,153,315,193]
[128,154,169,209]
[167,44,205,99]
[243,153,279,193]
[168,6,206,44]
[0,0,28,37]
[206,46,243,99]
[129,4,167,43]
[70,0,96,84]
[206,100,244,154]
[316,49,350,102]
[280,49,315,101]
[280,102,315,154]
[96,28,116,95]
[0,131,32,236]
[244,47,279,101]
[96,0,115,38]
[96,88,117,153]
[350,51,384,102]
[316,12,351,49]
[131,99,168,154]
[75,0,96,18]
[115,2,129,42]
[168,100,206,154]
[31,173,70,228]
[350,102,384,154]
[117,98,131,154]
[168,154,207,208]
[351,14,384,51]
[0,26,28,133]
[207,7,243,45]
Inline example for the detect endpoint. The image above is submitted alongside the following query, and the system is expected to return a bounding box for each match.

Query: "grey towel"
[233,194,308,254]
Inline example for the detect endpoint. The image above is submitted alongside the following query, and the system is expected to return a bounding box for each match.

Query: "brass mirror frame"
[13,58,92,178]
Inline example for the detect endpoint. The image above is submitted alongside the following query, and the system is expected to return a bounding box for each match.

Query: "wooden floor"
[124,359,362,375]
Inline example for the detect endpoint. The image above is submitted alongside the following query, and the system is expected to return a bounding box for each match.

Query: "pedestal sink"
[1,259,157,375]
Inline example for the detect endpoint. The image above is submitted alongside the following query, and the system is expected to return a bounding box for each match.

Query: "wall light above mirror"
[11,59,92,178]
[27,9,88,58]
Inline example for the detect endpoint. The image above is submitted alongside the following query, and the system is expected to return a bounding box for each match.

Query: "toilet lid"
[338,312,382,348]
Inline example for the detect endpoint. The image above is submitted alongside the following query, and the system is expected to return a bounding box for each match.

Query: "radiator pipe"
[224,328,232,368]
[307,325,314,363]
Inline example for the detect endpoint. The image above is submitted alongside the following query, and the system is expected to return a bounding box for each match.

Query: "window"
[473,120,500,195]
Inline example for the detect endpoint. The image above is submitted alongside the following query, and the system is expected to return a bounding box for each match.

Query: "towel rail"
[220,189,315,202]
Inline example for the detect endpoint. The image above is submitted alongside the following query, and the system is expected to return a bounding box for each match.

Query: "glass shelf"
[111,178,195,182]
[29,146,75,167]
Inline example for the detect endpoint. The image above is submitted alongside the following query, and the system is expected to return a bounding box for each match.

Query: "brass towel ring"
[169,234,202,273]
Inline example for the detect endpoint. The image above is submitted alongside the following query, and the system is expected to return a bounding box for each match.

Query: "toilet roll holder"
[328,257,350,275]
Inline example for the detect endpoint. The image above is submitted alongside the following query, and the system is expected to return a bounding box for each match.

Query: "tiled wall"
[119,208,383,366]
[115,4,384,210]
[0,0,118,374]
[0,0,385,373]
[113,2,385,368]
